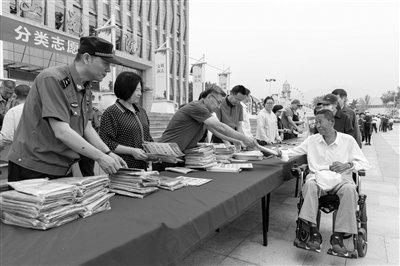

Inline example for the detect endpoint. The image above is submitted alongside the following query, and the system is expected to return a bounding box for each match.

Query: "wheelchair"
[290,164,367,258]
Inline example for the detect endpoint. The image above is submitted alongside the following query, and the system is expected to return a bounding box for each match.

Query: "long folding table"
[1,155,306,266]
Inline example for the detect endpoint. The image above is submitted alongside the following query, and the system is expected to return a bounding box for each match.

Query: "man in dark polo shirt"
[8,36,127,181]
[332,89,362,147]
[320,94,354,137]
[211,85,248,143]
[160,86,257,152]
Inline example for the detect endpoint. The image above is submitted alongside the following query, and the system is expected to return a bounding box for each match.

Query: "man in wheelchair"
[279,109,370,257]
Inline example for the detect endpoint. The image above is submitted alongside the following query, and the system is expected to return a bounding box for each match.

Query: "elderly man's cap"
[291,99,302,105]
[78,36,121,65]
[322,94,338,105]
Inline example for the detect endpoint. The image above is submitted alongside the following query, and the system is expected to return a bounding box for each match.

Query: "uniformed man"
[8,36,127,181]
[0,79,16,128]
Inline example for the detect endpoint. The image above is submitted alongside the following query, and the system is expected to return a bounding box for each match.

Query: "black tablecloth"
[253,154,307,181]
[1,163,287,266]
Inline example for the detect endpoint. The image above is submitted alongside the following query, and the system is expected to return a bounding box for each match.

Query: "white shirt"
[283,132,370,182]
[256,108,280,142]
[240,102,253,138]
[0,103,24,149]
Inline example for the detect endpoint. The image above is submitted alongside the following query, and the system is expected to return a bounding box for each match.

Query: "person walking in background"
[0,85,30,151]
[99,72,153,170]
[332,89,362,147]
[363,112,372,145]
[358,113,366,143]
[388,116,394,130]
[371,115,378,133]
[272,104,290,139]
[256,96,281,145]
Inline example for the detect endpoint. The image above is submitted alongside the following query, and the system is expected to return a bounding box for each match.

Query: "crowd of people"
[0,35,385,257]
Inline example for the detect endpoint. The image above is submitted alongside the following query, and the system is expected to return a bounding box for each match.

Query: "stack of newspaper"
[233,150,264,161]
[110,170,159,199]
[55,175,114,218]
[0,179,82,230]
[185,146,217,168]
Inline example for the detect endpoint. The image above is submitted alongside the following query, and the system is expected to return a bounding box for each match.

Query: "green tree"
[357,95,371,112]
[380,87,400,106]
[349,99,358,110]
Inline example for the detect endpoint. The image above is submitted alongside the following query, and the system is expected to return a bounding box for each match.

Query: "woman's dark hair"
[114,72,143,101]
[263,96,274,105]
[230,85,247,95]
[272,104,283,113]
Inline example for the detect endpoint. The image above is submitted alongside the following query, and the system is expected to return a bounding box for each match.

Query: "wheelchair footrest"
[294,238,321,253]
[327,247,358,258]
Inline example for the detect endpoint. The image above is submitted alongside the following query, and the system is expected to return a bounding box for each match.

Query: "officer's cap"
[78,36,121,65]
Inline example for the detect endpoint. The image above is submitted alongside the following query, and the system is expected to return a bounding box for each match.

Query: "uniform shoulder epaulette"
[60,77,71,89]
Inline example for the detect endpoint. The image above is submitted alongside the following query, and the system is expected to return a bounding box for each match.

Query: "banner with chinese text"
[0,15,79,56]
[154,49,168,99]
[192,63,205,101]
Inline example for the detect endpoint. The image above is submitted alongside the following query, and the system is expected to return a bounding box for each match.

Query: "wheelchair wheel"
[359,194,367,239]
[356,228,367,257]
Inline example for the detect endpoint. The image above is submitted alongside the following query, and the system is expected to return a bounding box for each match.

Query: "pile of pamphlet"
[233,150,264,161]
[55,175,113,218]
[109,170,159,199]
[206,163,253,173]
[149,175,185,191]
[0,176,111,230]
[185,146,217,168]
[143,142,185,164]
[211,143,236,163]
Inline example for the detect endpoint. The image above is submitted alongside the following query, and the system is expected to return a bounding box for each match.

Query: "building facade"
[0,0,189,110]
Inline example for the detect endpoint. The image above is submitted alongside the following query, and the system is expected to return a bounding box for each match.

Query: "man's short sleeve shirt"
[8,64,93,176]
[159,101,212,152]
[215,97,243,130]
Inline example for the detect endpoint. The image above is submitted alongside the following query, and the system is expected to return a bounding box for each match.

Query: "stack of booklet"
[1,179,79,230]
[185,146,217,168]
[146,175,186,191]
[109,170,160,199]
[55,175,113,218]
[143,142,185,164]
[233,150,264,161]
[211,143,236,163]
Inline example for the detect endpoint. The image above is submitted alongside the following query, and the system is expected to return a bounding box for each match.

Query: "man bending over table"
[279,109,369,255]
[159,85,258,153]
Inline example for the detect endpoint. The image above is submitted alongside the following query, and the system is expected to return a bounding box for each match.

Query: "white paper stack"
[233,150,264,161]
[185,146,217,168]
[145,175,186,191]
[1,179,81,230]
[56,175,113,218]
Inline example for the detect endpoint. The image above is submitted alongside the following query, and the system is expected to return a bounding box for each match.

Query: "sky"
[188,0,399,103]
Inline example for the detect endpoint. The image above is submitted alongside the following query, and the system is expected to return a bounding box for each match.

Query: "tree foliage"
[380,87,400,106]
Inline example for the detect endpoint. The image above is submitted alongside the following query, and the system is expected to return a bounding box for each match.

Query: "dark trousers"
[372,124,377,133]
[79,155,95,176]
[8,161,71,182]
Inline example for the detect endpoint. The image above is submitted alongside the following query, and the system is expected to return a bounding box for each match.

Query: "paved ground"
[179,125,400,266]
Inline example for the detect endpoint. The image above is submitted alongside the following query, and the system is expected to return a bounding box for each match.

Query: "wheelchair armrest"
[358,170,366,176]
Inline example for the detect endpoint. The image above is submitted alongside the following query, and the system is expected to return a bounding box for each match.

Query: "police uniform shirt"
[8,64,93,176]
